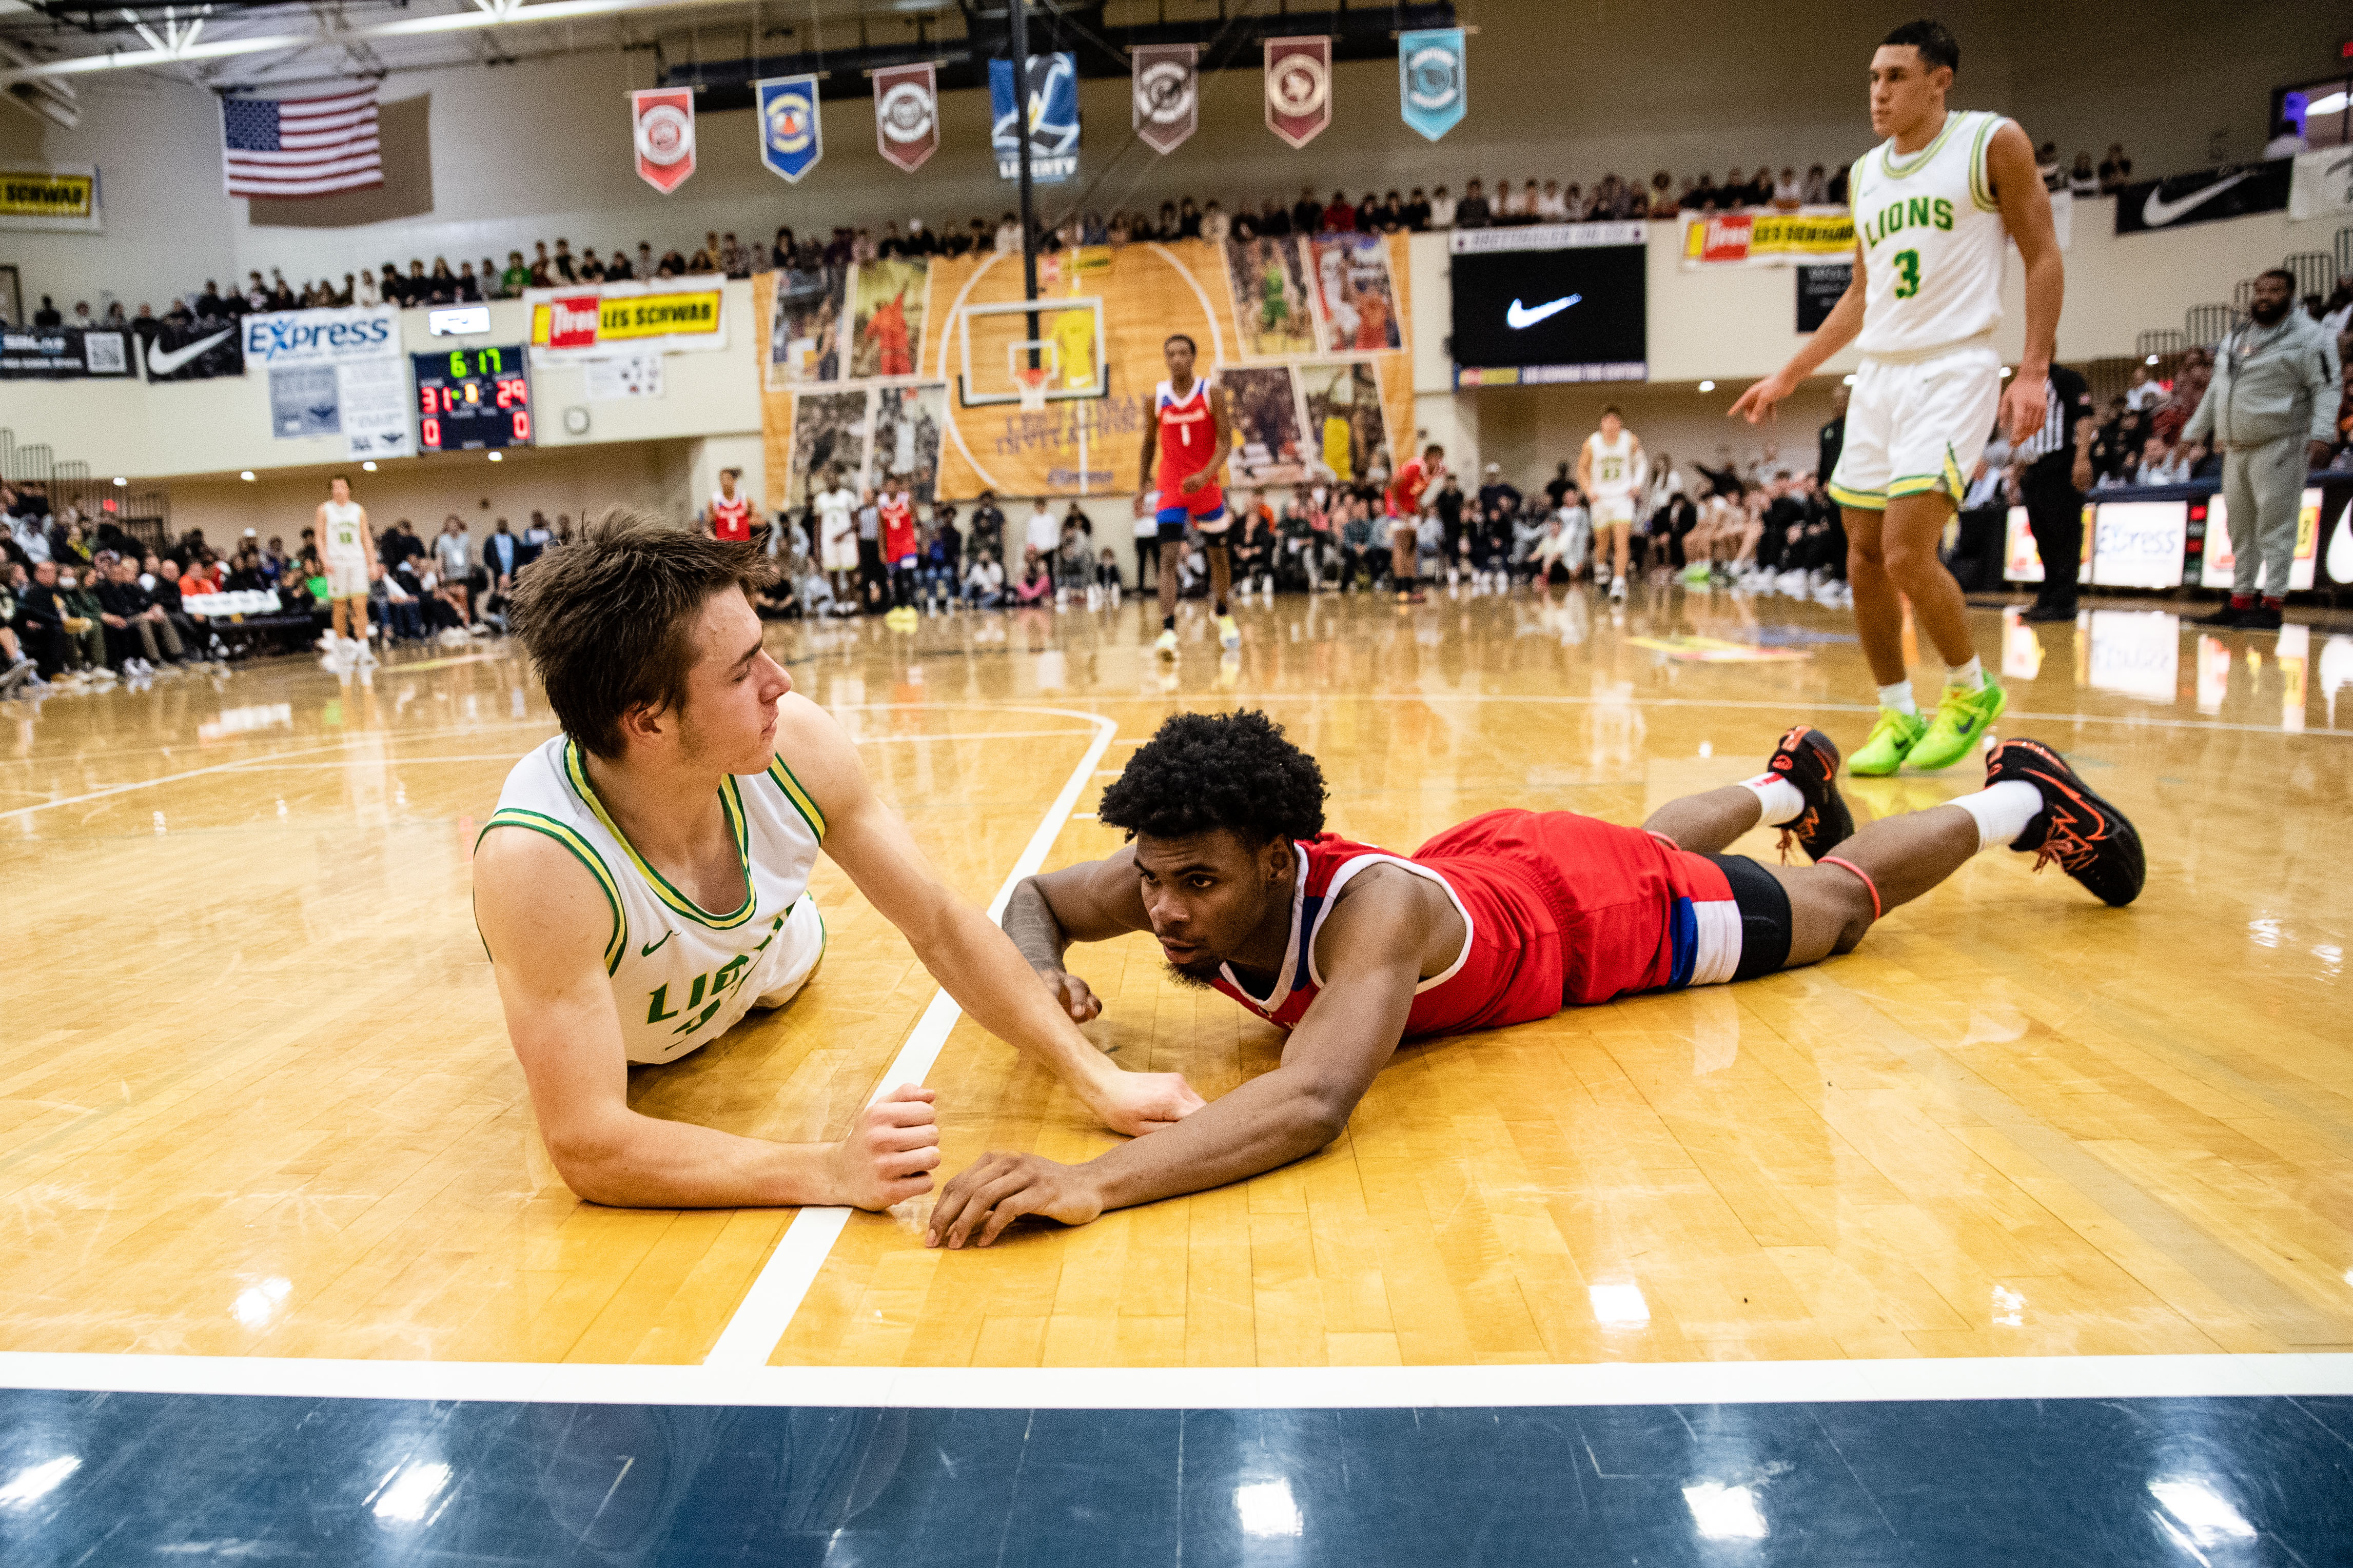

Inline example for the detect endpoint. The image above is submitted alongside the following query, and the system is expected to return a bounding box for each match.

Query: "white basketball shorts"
[820,532,859,573]
[1828,339,2003,512]
[1592,494,1636,527]
[324,555,370,599]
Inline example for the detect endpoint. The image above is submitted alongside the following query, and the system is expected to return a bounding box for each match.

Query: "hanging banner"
[0,326,132,380]
[1264,37,1333,150]
[0,166,101,233]
[524,279,729,362]
[1680,210,1856,268]
[873,64,939,173]
[990,52,1080,182]
[630,87,696,195]
[1131,44,1198,155]
[756,74,822,183]
[1397,29,1466,143]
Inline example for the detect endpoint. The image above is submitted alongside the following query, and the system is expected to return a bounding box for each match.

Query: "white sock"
[1952,779,2042,851]
[1947,656,1985,691]
[1739,772,1807,827]
[1877,679,1917,717]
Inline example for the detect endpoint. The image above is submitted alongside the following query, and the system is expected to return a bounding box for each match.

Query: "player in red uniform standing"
[705,467,754,546]
[1139,334,1240,660]
[922,709,2146,1244]
[1384,442,1442,604]
[877,473,921,629]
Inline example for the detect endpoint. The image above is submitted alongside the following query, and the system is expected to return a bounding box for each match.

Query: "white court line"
[0,739,371,821]
[4,1351,2349,1410]
[701,706,1119,1369]
[222,730,1104,771]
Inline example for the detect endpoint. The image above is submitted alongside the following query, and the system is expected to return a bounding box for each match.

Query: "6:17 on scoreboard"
[413,345,533,451]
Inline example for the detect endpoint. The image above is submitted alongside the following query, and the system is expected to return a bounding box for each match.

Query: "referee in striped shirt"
[2015,362,2097,622]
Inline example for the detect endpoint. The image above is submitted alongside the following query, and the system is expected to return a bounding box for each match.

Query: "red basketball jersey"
[1385,456,1432,519]
[710,490,753,542]
[1154,378,1221,496]
[879,493,917,562]
[1206,810,1742,1038]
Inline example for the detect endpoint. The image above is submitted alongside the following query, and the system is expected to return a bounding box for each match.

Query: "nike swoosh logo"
[1505,294,1580,329]
[2139,172,2254,228]
[145,327,234,378]
[640,930,673,957]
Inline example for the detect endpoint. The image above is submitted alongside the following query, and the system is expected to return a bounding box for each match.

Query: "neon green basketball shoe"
[1907,677,2007,772]
[1848,706,1928,776]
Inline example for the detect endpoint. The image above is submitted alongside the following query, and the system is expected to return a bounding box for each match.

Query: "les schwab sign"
[526,283,727,360]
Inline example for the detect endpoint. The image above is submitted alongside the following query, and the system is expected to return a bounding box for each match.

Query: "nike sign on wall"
[144,327,237,380]
[2139,172,2253,228]
[1506,294,1580,329]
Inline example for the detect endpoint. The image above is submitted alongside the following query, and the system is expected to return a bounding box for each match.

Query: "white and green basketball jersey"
[480,735,827,1065]
[1586,430,1638,498]
[1851,109,2008,357]
[322,499,367,561]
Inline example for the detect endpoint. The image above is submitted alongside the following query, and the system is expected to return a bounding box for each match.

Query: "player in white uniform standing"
[316,474,377,671]
[1576,406,1648,601]
[471,514,1204,1210]
[813,468,861,612]
[1732,19,2062,776]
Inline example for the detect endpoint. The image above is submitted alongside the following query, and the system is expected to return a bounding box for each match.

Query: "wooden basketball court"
[5,590,2349,1379]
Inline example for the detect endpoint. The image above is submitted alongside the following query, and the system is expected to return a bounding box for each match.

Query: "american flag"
[221,87,383,198]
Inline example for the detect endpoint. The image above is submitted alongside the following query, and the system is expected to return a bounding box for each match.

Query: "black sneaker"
[1983,738,2145,906]
[1764,725,1854,863]
[2239,604,2284,631]
[2191,602,2248,628]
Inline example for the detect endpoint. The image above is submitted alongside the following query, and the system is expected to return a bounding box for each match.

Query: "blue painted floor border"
[3,1388,2349,1564]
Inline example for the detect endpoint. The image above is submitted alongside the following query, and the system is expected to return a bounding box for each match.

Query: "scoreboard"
[414,344,532,451]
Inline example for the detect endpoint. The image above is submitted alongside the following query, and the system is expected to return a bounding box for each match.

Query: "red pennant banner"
[630,87,696,194]
[1264,36,1332,150]
[873,64,939,173]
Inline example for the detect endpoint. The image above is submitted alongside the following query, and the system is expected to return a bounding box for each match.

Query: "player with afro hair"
[930,708,2143,1247]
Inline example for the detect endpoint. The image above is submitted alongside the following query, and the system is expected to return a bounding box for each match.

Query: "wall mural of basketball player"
[1223,237,1317,356]
[850,257,928,381]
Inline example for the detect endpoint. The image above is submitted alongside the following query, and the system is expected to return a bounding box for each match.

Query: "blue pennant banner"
[756,74,822,183]
[989,52,1080,182]
[1398,29,1466,143]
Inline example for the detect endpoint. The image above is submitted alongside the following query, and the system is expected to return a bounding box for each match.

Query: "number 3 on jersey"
[1891,248,1922,301]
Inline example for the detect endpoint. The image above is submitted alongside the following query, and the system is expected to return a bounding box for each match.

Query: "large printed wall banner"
[525,280,728,361]
[990,53,1080,182]
[767,264,849,387]
[756,75,822,183]
[1131,45,1198,155]
[873,64,939,173]
[2114,158,2291,234]
[240,304,400,367]
[848,257,930,380]
[143,319,245,383]
[1397,29,1466,143]
[2288,146,2353,222]
[1264,37,1332,150]
[630,87,697,194]
[1680,210,1856,268]
[0,167,101,232]
[0,325,132,380]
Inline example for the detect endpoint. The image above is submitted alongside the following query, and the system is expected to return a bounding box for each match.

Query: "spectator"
[433,516,473,624]
[31,295,60,327]
[1200,202,1231,245]
[2067,152,2098,195]
[2186,269,2342,628]
[2124,363,2165,412]
[1428,184,1456,228]
[962,548,1006,608]
[603,245,635,283]
[2133,435,2189,486]
[1012,547,1053,605]
[967,491,1005,564]
[1403,187,1432,230]
[2150,348,2211,446]
[1771,166,1803,210]
[1023,497,1060,564]
[2035,140,2062,189]
[96,555,186,671]
[13,559,71,680]
[1291,186,1324,235]
[995,213,1022,254]
[1454,178,1491,229]
[2097,144,2133,191]
[1800,164,1829,205]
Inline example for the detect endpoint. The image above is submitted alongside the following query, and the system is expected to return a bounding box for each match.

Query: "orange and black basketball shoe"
[1983,738,2146,906]
[1765,725,1854,863]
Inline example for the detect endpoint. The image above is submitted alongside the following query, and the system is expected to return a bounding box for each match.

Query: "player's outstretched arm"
[474,827,938,1209]
[925,879,1426,1247]
[1732,244,1869,425]
[1001,846,1153,1023]
[778,696,1205,1137]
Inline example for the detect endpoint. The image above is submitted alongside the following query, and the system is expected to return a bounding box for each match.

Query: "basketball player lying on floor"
[923,710,2143,1247]
[472,514,1203,1212]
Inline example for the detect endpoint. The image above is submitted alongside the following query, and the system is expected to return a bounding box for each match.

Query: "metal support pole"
[1009,0,1040,363]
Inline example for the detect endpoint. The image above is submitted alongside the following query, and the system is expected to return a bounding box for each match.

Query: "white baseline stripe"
[0,739,372,821]
[5,1352,2349,1410]
[701,707,1119,1368]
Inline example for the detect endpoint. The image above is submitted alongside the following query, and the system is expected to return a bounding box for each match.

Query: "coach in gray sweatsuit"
[2183,268,2340,615]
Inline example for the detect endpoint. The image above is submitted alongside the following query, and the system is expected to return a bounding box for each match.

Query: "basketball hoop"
[1015,365,1051,413]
